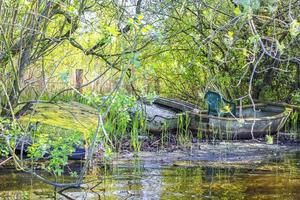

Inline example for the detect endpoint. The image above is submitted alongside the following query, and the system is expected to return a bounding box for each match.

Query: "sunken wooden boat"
[14,137,86,160]
[188,104,292,139]
[143,98,292,139]
[15,144,86,160]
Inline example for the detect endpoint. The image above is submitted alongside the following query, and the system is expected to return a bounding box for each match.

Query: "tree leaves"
[234,7,241,16]
[106,26,120,37]
[234,0,260,11]
[130,53,141,68]
[289,20,300,37]
[141,24,153,34]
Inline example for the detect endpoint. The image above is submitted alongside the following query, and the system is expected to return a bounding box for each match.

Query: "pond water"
[1,143,300,199]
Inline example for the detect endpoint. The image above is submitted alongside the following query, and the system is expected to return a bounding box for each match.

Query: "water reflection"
[1,152,300,199]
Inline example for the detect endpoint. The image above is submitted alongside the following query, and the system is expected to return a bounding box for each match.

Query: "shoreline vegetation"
[1,96,300,189]
[0,0,299,197]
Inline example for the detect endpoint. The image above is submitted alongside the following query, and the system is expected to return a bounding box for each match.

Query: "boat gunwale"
[187,103,292,122]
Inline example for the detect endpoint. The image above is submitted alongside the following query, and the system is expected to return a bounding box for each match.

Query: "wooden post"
[75,69,83,93]
[155,76,160,94]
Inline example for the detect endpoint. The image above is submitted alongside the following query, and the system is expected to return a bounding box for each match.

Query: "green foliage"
[27,126,83,176]
[130,53,142,69]
[130,112,142,152]
[265,135,274,144]
[177,112,192,147]
[0,141,9,157]
[289,20,300,37]
[0,118,24,157]
[291,90,300,105]
[235,0,261,11]
[161,121,170,148]
[287,111,299,134]
[99,92,145,152]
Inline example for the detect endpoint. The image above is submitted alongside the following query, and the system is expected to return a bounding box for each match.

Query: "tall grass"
[177,112,191,147]
[285,111,299,140]
[161,121,170,148]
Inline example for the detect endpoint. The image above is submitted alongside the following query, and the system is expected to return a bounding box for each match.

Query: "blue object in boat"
[204,91,236,117]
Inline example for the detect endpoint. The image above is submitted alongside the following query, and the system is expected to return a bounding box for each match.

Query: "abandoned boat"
[188,104,292,139]
[136,97,198,133]
[141,94,292,139]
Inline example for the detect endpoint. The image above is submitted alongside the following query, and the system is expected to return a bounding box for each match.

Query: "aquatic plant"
[177,112,192,147]
[100,92,147,153]
[130,113,142,153]
[290,111,299,138]
[265,135,274,145]
[161,121,170,148]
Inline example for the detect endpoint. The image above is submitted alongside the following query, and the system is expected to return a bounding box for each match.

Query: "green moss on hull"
[19,102,98,133]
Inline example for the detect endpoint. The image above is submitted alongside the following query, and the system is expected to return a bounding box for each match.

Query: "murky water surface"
[1,143,300,199]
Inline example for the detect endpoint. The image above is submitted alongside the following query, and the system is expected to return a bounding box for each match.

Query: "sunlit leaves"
[106,26,120,37]
[128,15,153,35]
[242,48,249,57]
[203,9,212,21]
[247,34,260,53]
[224,31,234,46]
[130,53,141,68]
[235,0,260,11]
[137,15,144,22]
[228,31,234,40]
[128,17,135,26]
[215,54,223,62]
[266,0,279,14]
[141,24,153,34]
[276,41,285,53]
[234,7,241,16]
[289,20,300,37]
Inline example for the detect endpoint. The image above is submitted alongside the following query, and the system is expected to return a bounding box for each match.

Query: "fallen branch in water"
[0,156,12,166]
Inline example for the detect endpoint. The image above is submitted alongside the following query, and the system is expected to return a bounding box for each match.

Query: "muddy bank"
[111,141,300,169]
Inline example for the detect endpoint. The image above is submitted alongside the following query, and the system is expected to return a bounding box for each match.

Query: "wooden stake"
[75,69,83,93]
